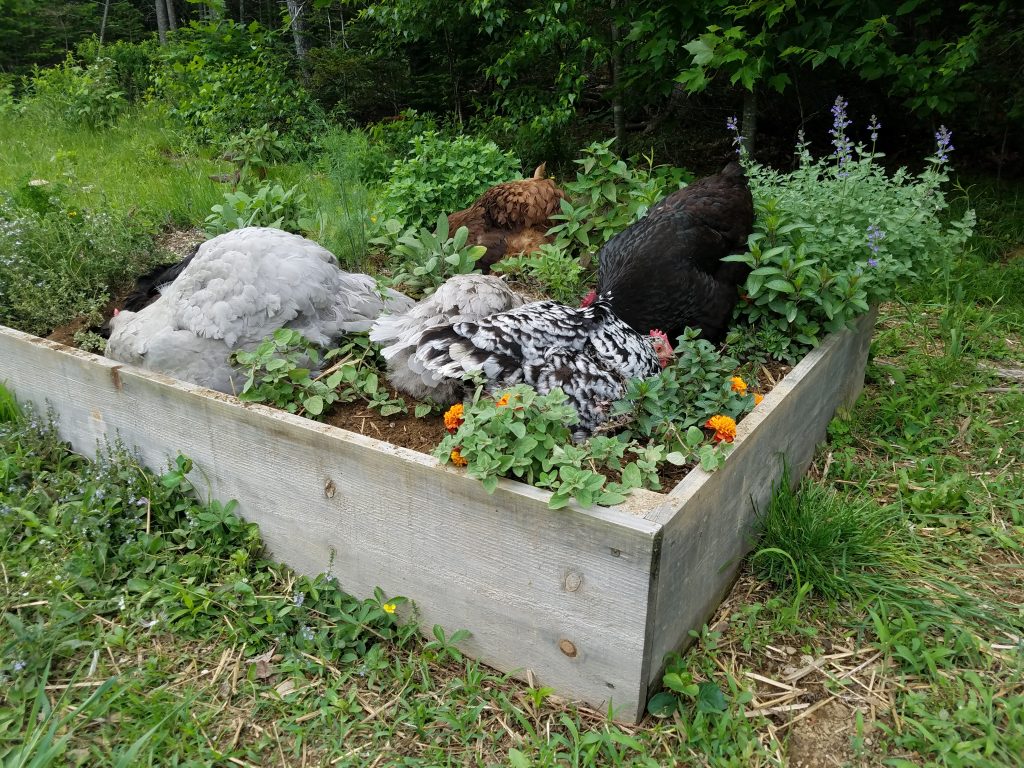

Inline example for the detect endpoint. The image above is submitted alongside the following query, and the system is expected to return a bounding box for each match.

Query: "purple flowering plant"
[722,96,975,359]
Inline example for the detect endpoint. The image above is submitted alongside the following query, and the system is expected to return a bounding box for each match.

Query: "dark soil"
[323,394,448,455]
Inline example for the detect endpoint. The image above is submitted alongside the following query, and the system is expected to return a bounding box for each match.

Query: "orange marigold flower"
[450,448,468,467]
[443,403,465,433]
[730,376,748,395]
[705,414,737,443]
[495,394,510,407]
[754,393,764,406]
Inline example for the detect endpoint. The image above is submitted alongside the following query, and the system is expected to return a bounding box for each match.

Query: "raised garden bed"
[0,307,876,723]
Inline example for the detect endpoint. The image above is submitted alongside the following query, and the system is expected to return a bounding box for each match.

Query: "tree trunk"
[155,0,168,44]
[741,88,757,157]
[284,0,309,66]
[165,0,177,31]
[99,0,111,45]
[609,0,625,154]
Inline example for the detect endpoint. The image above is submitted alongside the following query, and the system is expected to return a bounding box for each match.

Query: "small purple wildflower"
[867,223,886,254]
[935,125,954,164]
[300,625,314,641]
[868,115,881,144]
[830,96,853,167]
[726,115,745,155]
[292,591,305,607]
[12,660,26,672]
[868,258,879,268]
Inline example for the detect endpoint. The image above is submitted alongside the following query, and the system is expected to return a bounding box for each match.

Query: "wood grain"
[0,306,876,723]
[639,308,877,703]
[0,326,660,720]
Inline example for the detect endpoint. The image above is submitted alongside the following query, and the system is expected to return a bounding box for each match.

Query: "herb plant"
[726,98,975,360]
[435,386,665,509]
[372,215,484,297]
[231,329,407,419]
[205,181,317,235]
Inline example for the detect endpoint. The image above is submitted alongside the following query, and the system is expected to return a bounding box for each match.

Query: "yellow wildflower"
[495,393,510,407]
[705,414,737,444]
[754,393,764,406]
[382,602,396,614]
[450,448,468,467]
[730,376,748,395]
[443,403,465,433]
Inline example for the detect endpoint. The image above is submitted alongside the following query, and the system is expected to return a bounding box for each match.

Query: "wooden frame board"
[0,308,875,722]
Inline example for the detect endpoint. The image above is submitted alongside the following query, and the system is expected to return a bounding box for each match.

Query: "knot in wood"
[558,639,578,658]
[563,571,583,592]
[323,479,336,498]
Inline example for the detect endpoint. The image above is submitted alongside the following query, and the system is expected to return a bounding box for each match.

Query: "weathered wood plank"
[639,308,877,704]
[0,326,660,721]
[0,304,876,724]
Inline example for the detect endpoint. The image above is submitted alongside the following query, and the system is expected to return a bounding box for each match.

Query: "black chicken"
[589,161,754,345]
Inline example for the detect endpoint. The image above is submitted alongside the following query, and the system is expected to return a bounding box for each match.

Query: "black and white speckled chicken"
[385,291,673,438]
[105,227,414,393]
[588,161,754,345]
[369,274,526,403]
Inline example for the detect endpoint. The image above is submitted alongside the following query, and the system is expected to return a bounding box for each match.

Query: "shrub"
[726,99,975,360]
[374,131,521,228]
[204,182,317,236]
[361,110,440,183]
[75,35,159,104]
[26,54,126,129]
[0,185,151,336]
[371,215,484,297]
[151,21,323,151]
[549,140,691,257]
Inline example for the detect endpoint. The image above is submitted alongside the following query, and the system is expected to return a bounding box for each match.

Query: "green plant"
[493,243,584,304]
[231,329,407,419]
[726,100,976,360]
[0,183,152,336]
[373,131,520,228]
[222,123,289,184]
[231,329,345,418]
[27,53,126,129]
[435,386,661,509]
[752,476,897,600]
[204,181,317,235]
[614,329,755,470]
[372,215,484,297]
[548,140,691,256]
[72,329,106,353]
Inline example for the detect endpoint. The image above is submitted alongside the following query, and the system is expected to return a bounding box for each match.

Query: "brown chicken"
[447,163,566,272]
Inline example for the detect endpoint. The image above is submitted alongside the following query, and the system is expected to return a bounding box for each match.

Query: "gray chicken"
[106,227,413,393]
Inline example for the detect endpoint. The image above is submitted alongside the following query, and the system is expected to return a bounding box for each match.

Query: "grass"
[1,106,1022,763]
[2,266,1022,766]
